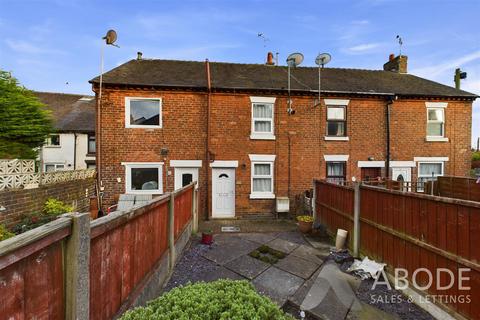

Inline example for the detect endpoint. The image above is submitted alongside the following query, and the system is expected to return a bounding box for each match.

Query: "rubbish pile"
[347,256,386,280]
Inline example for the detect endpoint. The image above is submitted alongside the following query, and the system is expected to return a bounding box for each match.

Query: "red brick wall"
[0,178,96,228]
[97,87,472,218]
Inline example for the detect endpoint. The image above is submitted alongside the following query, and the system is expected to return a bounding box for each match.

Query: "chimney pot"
[389,53,395,61]
[137,52,143,60]
[266,52,275,65]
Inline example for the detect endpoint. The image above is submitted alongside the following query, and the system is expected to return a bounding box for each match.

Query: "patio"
[164,231,435,320]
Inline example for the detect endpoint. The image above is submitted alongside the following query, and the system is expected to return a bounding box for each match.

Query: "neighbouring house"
[90,53,477,219]
[34,92,96,172]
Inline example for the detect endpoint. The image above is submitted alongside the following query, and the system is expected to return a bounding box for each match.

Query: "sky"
[0,0,479,146]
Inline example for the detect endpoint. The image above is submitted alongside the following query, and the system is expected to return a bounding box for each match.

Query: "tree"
[0,70,53,159]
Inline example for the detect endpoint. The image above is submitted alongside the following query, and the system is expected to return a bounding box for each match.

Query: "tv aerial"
[314,53,331,107]
[286,53,304,115]
[396,35,403,56]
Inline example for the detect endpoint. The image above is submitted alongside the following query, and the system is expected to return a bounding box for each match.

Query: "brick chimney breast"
[383,54,408,73]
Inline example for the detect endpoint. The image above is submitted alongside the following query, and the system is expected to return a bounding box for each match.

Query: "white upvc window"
[125,97,162,128]
[417,161,444,191]
[249,154,275,199]
[44,163,65,172]
[122,162,164,194]
[250,96,276,140]
[45,134,60,147]
[427,108,445,137]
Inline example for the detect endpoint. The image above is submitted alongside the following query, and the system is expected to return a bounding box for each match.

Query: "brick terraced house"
[90,53,477,219]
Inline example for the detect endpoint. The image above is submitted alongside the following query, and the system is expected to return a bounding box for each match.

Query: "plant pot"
[201,232,213,245]
[298,220,313,233]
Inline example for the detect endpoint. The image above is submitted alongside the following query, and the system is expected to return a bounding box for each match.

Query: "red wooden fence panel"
[174,187,193,240]
[315,180,480,320]
[0,227,69,320]
[89,199,169,320]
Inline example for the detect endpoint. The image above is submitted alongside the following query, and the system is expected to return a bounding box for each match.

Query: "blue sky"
[1,0,479,146]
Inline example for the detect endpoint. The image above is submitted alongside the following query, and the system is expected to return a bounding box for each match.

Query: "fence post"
[64,212,91,320]
[312,180,318,224]
[353,182,361,258]
[168,192,176,271]
[192,184,198,233]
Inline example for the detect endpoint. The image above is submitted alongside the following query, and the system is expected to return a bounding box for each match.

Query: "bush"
[43,198,73,216]
[296,215,314,223]
[11,212,55,234]
[473,152,480,161]
[0,224,15,241]
[120,280,294,320]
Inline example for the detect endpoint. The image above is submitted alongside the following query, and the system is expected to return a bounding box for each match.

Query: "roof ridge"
[32,90,93,97]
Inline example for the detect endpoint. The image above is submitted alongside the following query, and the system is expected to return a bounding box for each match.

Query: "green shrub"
[473,152,480,161]
[120,280,294,320]
[43,198,73,216]
[0,224,15,241]
[11,213,55,234]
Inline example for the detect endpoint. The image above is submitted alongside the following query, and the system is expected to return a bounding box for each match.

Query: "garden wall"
[0,183,198,320]
[0,177,96,228]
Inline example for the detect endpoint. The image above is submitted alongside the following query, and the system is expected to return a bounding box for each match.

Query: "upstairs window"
[45,134,60,147]
[326,161,346,184]
[327,106,346,136]
[88,134,96,154]
[250,96,276,140]
[126,97,162,128]
[427,108,445,137]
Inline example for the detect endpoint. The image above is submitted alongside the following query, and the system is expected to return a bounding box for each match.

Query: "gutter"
[205,59,211,221]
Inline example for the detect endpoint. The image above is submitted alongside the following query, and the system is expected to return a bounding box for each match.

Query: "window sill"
[126,190,163,195]
[425,137,449,142]
[125,125,162,129]
[250,134,276,140]
[324,136,349,141]
[44,145,61,148]
[249,193,275,199]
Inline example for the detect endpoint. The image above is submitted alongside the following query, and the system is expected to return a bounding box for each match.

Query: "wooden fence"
[314,179,480,320]
[0,183,197,320]
[429,176,480,202]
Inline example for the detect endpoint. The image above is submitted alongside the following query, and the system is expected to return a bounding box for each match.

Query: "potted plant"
[201,229,213,245]
[297,215,314,233]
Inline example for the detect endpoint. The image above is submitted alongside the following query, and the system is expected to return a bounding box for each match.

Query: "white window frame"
[44,163,65,172]
[250,96,276,140]
[417,161,444,191]
[426,102,448,141]
[249,154,275,199]
[122,162,164,194]
[45,134,61,147]
[125,97,162,129]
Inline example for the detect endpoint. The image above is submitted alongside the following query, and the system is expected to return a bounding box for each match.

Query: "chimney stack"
[137,52,143,60]
[383,53,407,73]
[266,52,275,65]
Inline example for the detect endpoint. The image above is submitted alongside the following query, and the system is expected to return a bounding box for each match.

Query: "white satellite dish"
[286,52,304,67]
[314,53,332,107]
[315,53,331,67]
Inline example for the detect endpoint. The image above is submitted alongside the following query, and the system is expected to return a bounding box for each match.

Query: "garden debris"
[347,256,386,280]
[221,226,241,232]
[330,249,354,264]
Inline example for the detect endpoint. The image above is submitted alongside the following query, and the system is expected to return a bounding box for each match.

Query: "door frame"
[170,160,202,190]
[210,161,238,218]
[174,167,199,190]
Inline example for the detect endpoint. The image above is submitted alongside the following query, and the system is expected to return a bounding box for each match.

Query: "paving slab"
[224,255,270,280]
[267,238,299,254]
[290,244,326,265]
[201,237,258,265]
[276,231,310,245]
[252,267,304,306]
[236,232,277,244]
[289,261,361,320]
[275,254,319,279]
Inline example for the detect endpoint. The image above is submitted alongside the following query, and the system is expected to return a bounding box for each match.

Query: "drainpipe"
[385,96,396,179]
[73,133,77,170]
[205,59,211,221]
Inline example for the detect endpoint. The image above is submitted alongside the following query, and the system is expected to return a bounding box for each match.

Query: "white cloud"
[5,39,65,55]
[347,43,381,52]
[411,50,480,78]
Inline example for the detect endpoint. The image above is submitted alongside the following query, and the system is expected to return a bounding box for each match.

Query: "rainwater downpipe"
[205,59,211,221]
[385,96,396,179]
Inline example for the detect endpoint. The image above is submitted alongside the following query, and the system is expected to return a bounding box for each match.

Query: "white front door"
[392,167,411,182]
[212,168,235,218]
[174,167,199,190]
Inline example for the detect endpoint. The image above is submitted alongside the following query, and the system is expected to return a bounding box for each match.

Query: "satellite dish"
[103,30,118,46]
[315,53,331,67]
[286,53,304,67]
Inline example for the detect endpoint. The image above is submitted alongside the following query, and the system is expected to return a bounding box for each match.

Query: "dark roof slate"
[90,59,477,99]
[34,92,95,133]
